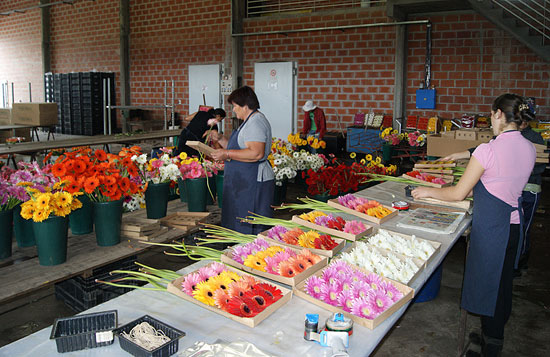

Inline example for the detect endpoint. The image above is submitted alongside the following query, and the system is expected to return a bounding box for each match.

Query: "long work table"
[0,200,220,306]
[0,181,472,356]
[0,129,181,156]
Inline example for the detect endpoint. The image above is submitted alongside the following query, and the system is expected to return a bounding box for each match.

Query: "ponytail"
[492,93,535,126]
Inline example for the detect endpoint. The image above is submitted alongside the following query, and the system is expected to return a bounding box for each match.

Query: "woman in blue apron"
[208,86,274,234]
[412,94,536,356]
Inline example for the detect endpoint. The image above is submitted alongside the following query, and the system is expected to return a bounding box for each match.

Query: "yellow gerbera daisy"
[20,202,35,220]
[192,280,217,306]
[375,157,382,164]
[54,191,73,207]
[349,152,357,159]
[32,208,52,222]
[360,159,366,165]
[366,154,373,161]
[179,152,188,160]
[35,193,51,210]
[53,181,64,190]
[218,270,241,283]
[243,254,266,271]
[208,274,233,291]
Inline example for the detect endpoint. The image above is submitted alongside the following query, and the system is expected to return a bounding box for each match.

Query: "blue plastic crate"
[346,127,384,154]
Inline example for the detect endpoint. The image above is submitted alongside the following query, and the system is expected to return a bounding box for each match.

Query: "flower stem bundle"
[275,197,342,212]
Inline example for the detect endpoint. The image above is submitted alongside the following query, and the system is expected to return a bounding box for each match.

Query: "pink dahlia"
[338,289,356,312]
[304,275,325,299]
[320,283,341,306]
[367,289,393,315]
[379,280,403,303]
[350,296,378,320]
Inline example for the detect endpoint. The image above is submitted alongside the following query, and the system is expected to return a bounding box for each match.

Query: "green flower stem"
[242,212,302,228]
[276,197,341,212]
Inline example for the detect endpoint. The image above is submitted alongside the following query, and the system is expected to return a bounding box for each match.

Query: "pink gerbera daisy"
[350,271,367,284]
[338,289,356,312]
[209,262,226,275]
[365,273,383,291]
[340,276,354,292]
[379,280,403,303]
[367,289,393,315]
[329,260,353,276]
[264,256,280,275]
[182,272,203,296]
[304,276,325,299]
[351,280,371,299]
[320,283,341,306]
[321,267,340,285]
[350,296,378,320]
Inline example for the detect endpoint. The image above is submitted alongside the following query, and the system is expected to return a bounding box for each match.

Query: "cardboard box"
[291,214,374,242]
[0,109,11,125]
[0,128,31,143]
[257,229,346,258]
[12,103,58,126]
[455,130,477,141]
[427,132,492,157]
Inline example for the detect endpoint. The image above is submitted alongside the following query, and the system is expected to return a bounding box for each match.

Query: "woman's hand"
[210,149,227,162]
[204,130,222,143]
[411,186,434,199]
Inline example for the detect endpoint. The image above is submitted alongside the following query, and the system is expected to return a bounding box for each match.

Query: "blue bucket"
[413,264,443,303]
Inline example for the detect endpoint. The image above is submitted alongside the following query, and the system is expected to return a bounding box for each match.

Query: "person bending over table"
[174,107,226,157]
[412,93,536,356]
[440,116,545,275]
[207,86,275,234]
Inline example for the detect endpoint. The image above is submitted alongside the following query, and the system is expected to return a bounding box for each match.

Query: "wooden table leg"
[458,308,468,356]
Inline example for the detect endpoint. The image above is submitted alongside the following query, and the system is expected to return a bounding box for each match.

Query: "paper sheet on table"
[396,208,466,234]
[181,339,276,357]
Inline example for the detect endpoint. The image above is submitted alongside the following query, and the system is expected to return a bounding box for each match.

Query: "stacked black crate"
[70,73,83,135]
[81,72,104,136]
[44,72,54,103]
[61,74,72,135]
[52,73,63,134]
[102,72,117,135]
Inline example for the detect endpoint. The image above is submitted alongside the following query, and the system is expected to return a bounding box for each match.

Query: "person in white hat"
[301,100,326,140]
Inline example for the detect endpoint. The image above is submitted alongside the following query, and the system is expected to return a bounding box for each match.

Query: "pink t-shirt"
[472,131,536,224]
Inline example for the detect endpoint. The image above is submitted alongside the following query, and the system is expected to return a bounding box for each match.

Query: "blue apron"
[221,112,275,234]
[461,181,524,316]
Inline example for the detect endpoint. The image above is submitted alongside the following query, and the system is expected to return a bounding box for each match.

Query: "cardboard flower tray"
[291,214,374,241]
[413,160,456,168]
[257,229,346,258]
[166,263,292,328]
[293,264,414,330]
[160,212,210,230]
[220,242,328,287]
[326,199,398,225]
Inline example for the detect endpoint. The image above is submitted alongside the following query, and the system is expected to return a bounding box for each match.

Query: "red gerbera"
[94,149,107,161]
[73,159,87,174]
[119,177,131,192]
[226,296,258,318]
[84,176,100,194]
[243,289,269,312]
[252,283,283,304]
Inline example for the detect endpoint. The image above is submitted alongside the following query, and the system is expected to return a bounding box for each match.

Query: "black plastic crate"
[115,315,185,357]
[50,310,117,353]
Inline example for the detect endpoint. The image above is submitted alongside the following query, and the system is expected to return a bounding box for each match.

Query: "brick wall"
[0,0,43,105]
[406,12,550,122]
[1,2,548,133]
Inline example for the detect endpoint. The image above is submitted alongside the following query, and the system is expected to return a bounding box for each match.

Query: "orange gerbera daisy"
[103,176,117,186]
[84,176,100,194]
[119,177,131,192]
[51,163,66,177]
[72,159,86,174]
[65,159,75,172]
[126,164,139,177]
[94,149,107,161]
[62,176,81,194]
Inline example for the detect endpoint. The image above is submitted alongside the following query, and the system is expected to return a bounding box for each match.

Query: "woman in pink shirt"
[412,94,536,356]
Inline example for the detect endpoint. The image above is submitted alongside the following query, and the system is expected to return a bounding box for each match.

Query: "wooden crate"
[414,160,456,168]
[220,242,328,287]
[415,167,454,175]
[291,214,373,241]
[120,218,165,241]
[257,229,346,258]
[160,212,210,230]
[293,264,414,330]
[166,263,292,328]
[326,199,398,225]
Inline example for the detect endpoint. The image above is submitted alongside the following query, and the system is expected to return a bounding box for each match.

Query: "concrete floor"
[1,132,549,355]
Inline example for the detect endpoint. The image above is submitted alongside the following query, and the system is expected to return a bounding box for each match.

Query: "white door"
[188,64,221,113]
[254,62,296,140]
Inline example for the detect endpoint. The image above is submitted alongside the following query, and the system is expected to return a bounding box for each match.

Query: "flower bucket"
[215,172,224,209]
[186,178,207,212]
[312,192,330,203]
[33,215,69,266]
[206,176,216,205]
[13,204,35,248]
[294,170,307,187]
[68,194,93,235]
[145,182,171,219]
[382,143,393,163]
[0,209,14,259]
[272,180,288,206]
[177,178,187,202]
[93,199,123,246]
[168,182,179,201]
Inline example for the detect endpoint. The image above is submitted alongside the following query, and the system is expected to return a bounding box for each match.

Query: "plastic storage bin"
[49,310,118,353]
[115,315,185,357]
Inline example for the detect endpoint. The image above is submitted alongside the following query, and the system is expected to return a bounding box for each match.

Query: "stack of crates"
[61,74,72,135]
[44,72,54,103]
[54,256,143,312]
[44,71,116,136]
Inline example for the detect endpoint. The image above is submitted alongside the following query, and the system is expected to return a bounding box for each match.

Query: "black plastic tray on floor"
[50,310,118,353]
[115,315,185,357]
